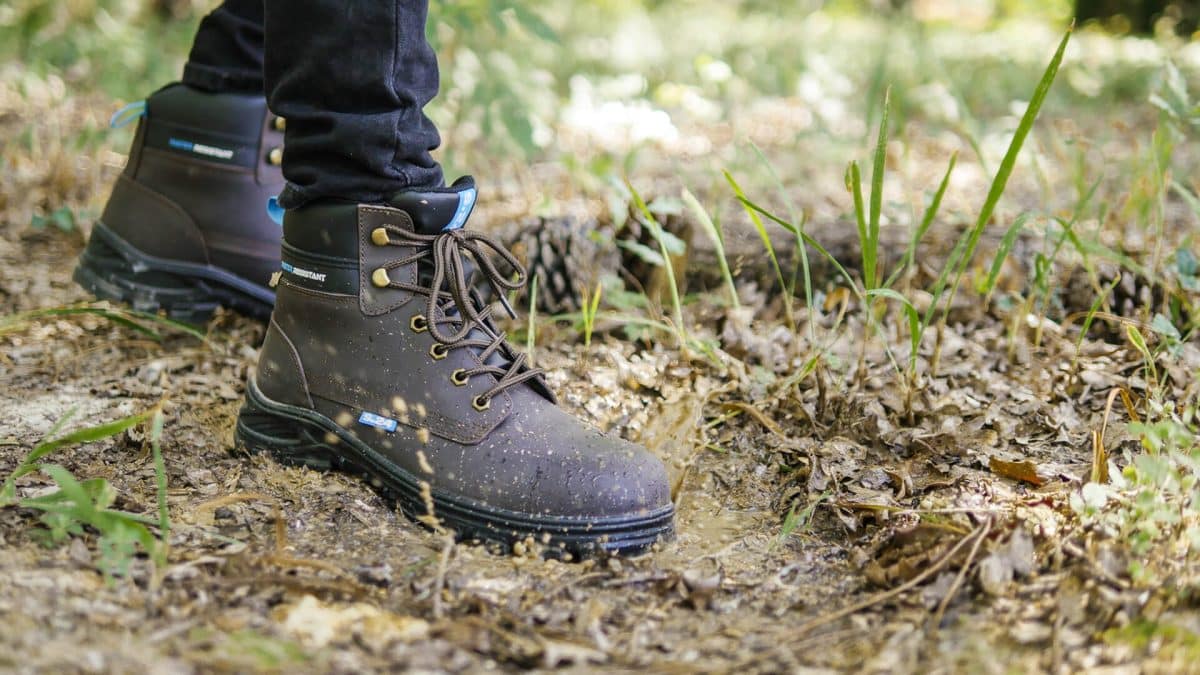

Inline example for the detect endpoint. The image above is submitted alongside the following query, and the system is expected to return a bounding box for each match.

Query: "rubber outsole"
[73,222,275,324]
[235,376,676,558]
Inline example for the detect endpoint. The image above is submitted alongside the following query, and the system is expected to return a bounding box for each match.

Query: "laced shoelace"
[372,225,545,406]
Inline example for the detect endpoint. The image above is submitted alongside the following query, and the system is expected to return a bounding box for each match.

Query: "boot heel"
[73,223,273,323]
[235,377,340,471]
[74,223,222,323]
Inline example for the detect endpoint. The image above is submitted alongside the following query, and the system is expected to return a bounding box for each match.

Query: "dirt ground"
[5,48,1200,675]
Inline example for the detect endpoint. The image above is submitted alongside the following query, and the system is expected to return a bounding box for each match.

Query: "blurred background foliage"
[2,0,1199,172]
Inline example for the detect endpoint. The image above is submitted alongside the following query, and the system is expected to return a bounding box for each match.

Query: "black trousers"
[182,0,444,207]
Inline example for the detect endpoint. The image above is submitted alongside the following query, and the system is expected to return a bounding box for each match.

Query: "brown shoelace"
[374,225,546,404]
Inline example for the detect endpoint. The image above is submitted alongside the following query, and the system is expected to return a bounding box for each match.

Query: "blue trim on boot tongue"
[389,176,479,234]
[445,187,477,231]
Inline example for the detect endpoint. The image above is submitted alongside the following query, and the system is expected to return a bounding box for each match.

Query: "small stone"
[354,562,394,587]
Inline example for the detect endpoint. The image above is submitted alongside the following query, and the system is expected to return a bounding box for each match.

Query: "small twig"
[930,517,992,631]
[600,573,673,588]
[432,533,455,620]
[259,554,350,579]
[790,520,987,637]
[543,572,609,601]
[720,401,787,439]
[1062,540,1131,589]
[834,502,1012,517]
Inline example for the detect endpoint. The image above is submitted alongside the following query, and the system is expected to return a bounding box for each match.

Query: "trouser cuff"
[182,62,264,96]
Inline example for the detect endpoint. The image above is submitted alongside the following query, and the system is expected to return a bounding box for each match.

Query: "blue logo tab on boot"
[444,187,477,231]
[167,137,235,160]
[358,412,398,433]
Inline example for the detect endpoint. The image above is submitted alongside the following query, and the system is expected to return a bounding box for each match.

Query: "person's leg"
[182,0,266,95]
[264,0,443,208]
[239,0,673,557]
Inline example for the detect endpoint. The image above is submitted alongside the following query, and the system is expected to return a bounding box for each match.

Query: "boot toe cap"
[538,439,672,520]
[526,410,673,520]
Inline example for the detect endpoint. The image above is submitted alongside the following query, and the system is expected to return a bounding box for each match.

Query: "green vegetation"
[1,406,170,581]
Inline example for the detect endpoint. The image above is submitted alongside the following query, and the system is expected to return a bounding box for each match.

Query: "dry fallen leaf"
[988,457,1046,487]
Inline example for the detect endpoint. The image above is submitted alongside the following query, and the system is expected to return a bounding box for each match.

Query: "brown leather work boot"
[74,83,284,322]
[235,177,675,557]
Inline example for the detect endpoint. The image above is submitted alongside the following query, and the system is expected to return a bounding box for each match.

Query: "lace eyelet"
[472,395,491,412]
[372,268,391,288]
[267,147,283,165]
[410,315,428,333]
[451,369,470,386]
[371,227,390,246]
[273,116,286,131]
[430,343,449,360]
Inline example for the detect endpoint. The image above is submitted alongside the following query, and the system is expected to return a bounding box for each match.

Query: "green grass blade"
[887,152,957,289]
[750,142,813,340]
[981,213,1034,301]
[867,88,891,289]
[2,409,157,504]
[0,304,208,343]
[738,196,859,289]
[846,161,871,287]
[42,405,80,444]
[683,187,739,310]
[866,288,922,368]
[628,181,687,344]
[150,408,170,568]
[725,170,795,330]
[35,464,94,516]
[1170,179,1200,220]
[940,27,1072,326]
[526,273,538,364]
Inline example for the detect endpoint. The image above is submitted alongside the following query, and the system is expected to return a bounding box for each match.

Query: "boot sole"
[235,376,676,558]
[73,222,274,324]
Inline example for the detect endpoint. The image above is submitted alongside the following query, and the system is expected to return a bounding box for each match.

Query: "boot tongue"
[387,176,478,235]
[389,177,520,373]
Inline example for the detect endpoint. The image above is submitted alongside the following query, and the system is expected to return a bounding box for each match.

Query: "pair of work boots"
[74,84,674,556]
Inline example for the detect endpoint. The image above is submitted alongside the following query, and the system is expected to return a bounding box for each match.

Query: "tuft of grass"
[726,27,1072,418]
[1,407,171,582]
[775,490,830,549]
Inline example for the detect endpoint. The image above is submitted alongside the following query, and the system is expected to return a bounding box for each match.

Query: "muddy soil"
[2,81,1198,674]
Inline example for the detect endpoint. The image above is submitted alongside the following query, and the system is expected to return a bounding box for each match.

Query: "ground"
[4,5,1200,674]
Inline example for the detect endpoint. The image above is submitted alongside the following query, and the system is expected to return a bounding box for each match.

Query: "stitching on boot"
[359,205,417,316]
[269,317,314,409]
[107,174,210,265]
[279,278,359,302]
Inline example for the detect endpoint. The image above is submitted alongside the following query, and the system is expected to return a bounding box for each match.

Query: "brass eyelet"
[371,227,390,246]
[430,343,449,360]
[472,395,491,412]
[410,315,428,333]
[273,116,287,131]
[371,268,391,288]
[267,147,283,165]
[451,369,470,386]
